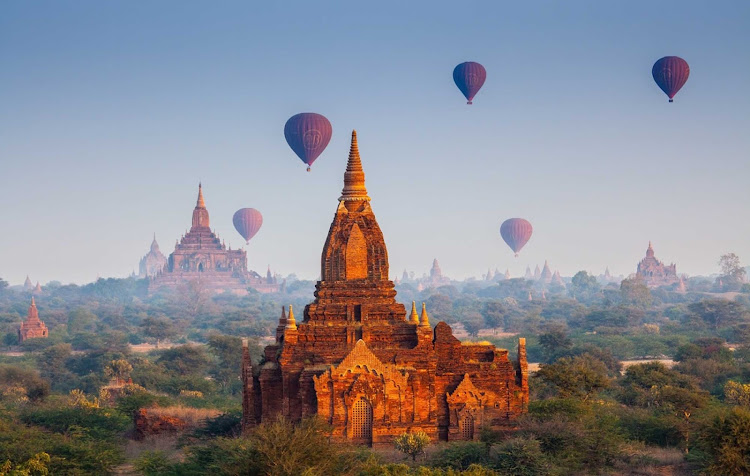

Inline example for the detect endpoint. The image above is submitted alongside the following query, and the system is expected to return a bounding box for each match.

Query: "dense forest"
[1,260,749,475]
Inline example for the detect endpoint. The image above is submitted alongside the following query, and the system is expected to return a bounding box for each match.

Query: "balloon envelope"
[453,62,486,104]
[652,56,689,102]
[284,113,332,170]
[500,218,533,257]
[233,208,263,244]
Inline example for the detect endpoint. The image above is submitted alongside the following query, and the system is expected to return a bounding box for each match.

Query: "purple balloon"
[233,208,263,244]
[284,113,332,171]
[453,62,487,105]
[500,218,533,257]
[652,56,690,103]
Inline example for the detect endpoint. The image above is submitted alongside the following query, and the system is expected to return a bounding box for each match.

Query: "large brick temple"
[242,131,528,445]
[148,184,279,294]
[636,241,678,288]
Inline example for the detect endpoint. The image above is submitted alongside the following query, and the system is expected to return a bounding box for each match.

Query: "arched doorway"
[460,413,474,440]
[351,397,373,444]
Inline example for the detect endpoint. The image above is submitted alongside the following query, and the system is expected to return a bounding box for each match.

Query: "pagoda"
[18,297,48,342]
[636,242,678,288]
[149,184,279,294]
[139,234,167,278]
[242,131,528,446]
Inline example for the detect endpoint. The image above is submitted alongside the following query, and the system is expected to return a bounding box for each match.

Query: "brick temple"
[242,131,528,445]
[636,241,678,288]
[148,184,279,294]
[18,297,48,342]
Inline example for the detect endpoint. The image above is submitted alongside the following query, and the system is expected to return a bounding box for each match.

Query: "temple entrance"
[351,397,373,444]
[460,413,474,440]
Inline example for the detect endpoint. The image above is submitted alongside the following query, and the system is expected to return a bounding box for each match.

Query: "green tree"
[538,323,572,362]
[140,316,175,347]
[696,407,750,475]
[725,381,750,407]
[206,334,244,393]
[535,354,611,401]
[157,345,210,376]
[482,301,505,332]
[462,312,484,338]
[719,253,747,290]
[688,299,749,331]
[568,271,600,303]
[619,277,652,308]
[394,431,431,461]
[104,359,133,385]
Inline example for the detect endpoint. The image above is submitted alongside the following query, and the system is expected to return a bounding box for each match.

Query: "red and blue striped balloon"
[284,113,332,171]
[453,62,487,105]
[652,56,690,103]
[233,208,263,244]
[500,218,533,257]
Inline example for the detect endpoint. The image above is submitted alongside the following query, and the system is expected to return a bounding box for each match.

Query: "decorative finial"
[339,130,370,202]
[420,302,430,327]
[286,304,297,330]
[409,301,419,324]
[31,296,36,306]
[197,183,206,208]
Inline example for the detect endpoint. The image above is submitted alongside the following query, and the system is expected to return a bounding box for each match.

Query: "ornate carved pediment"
[313,339,409,394]
[447,374,494,407]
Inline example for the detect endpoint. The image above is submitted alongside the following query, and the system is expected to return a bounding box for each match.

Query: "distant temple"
[242,131,528,446]
[149,184,279,294]
[426,259,450,287]
[539,260,552,283]
[23,276,33,291]
[139,234,167,278]
[18,297,48,342]
[636,242,678,288]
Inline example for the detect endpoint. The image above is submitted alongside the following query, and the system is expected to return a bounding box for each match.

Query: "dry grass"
[148,405,222,427]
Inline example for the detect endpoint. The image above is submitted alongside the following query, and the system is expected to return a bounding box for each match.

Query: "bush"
[430,442,489,471]
[490,437,549,476]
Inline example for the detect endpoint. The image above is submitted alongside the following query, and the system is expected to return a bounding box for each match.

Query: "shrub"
[394,431,431,461]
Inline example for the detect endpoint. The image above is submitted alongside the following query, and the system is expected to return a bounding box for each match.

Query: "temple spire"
[339,130,370,202]
[197,183,206,208]
[409,301,419,324]
[419,302,430,327]
[286,304,297,330]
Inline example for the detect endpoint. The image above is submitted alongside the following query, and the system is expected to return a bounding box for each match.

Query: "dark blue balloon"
[284,113,332,171]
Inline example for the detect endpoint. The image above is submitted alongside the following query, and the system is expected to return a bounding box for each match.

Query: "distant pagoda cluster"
[18,297,48,342]
[145,184,280,295]
[636,242,679,288]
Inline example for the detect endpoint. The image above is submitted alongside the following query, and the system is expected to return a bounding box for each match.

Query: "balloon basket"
[307,166,311,172]
[467,101,472,105]
[669,99,674,103]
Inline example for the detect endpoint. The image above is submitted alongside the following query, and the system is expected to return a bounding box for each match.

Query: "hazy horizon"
[2,1,749,285]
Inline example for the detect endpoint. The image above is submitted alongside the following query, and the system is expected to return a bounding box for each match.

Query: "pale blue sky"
[1,0,748,284]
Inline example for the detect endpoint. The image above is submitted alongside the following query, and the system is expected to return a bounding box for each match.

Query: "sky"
[1,0,749,285]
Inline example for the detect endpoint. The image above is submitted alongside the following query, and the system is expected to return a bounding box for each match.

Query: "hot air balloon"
[453,62,486,105]
[233,208,263,244]
[500,218,533,257]
[284,113,332,171]
[652,56,690,102]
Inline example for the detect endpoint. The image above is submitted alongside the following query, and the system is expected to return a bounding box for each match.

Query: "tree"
[394,431,431,461]
[568,271,600,303]
[719,253,747,286]
[538,323,572,362]
[696,407,750,475]
[157,345,210,376]
[535,354,611,401]
[482,301,505,332]
[104,359,133,386]
[619,277,652,308]
[425,294,454,323]
[688,299,749,331]
[139,316,174,347]
[725,381,750,407]
[206,334,244,393]
[462,312,484,338]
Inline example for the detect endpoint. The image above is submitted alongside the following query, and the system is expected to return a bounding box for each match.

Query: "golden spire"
[409,301,419,324]
[419,302,430,327]
[286,304,297,330]
[197,182,206,208]
[339,130,370,202]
